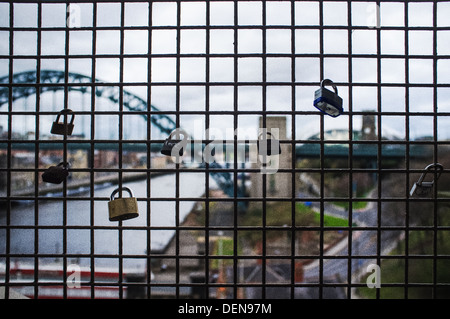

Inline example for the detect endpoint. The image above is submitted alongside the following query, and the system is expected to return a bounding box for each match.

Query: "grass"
[210,237,235,270]
[237,202,350,247]
[333,201,368,210]
[313,212,349,227]
[358,236,450,299]
[242,202,350,228]
[295,202,349,227]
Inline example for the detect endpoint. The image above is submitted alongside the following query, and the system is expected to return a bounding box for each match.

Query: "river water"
[0,172,213,269]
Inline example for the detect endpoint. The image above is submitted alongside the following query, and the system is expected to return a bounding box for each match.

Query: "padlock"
[161,129,188,157]
[108,187,139,221]
[313,79,343,117]
[51,109,75,135]
[257,131,281,156]
[410,163,444,197]
[42,162,70,184]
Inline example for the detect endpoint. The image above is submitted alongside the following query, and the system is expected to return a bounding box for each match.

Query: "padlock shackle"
[56,161,70,169]
[417,162,444,185]
[55,109,75,124]
[110,187,134,201]
[258,131,275,140]
[320,79,338,95]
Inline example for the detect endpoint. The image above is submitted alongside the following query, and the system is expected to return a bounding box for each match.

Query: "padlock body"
[313,87,343,117]
[161,139,183,156]
[42,166,69,184]
[108,197,139,221]
[51,122,74,135]
[257,138,281,156]
[410,182,434,197]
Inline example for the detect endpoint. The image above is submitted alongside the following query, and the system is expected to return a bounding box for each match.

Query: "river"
[0,172,213,269]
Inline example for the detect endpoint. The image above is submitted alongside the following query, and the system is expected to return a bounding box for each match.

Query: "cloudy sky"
[1,1,450,141]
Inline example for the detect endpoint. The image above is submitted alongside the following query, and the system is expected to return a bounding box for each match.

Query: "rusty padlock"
[51,109,75,135]
[410,163,444,197]
[108,187,139,221]
[42,162,70,184]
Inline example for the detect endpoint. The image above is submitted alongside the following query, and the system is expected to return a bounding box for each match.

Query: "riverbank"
[0,171,172,199]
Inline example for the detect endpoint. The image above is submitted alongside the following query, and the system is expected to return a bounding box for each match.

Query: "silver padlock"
[108,187,139,221]
[313,79,343,117]
[410,163,444,197]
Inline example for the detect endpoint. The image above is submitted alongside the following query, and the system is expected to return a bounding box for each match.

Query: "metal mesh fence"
[1,0,450,300]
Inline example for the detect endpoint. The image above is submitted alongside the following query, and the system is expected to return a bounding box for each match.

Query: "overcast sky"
[1,1,450,141]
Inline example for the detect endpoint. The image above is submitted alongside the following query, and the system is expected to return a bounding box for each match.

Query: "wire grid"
[0,0,450,299]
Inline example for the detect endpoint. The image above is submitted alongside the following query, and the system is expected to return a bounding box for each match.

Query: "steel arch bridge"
[0,70,239,201]
[0,70,177,136]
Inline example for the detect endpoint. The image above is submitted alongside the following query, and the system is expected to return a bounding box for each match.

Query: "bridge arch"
[0,70,176,136]
[0,69,239,199]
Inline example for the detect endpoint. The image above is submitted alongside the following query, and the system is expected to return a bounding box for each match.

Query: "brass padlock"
[108,187,139,221]
[410,163,444,197]
[257,131,281,156]
[51,109,75,135]
[42,162,70,184]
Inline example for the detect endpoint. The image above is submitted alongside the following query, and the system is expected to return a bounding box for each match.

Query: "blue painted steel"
[0,70,241,201]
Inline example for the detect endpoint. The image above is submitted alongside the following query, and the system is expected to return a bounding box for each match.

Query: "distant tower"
[361,112,376,140]
[250,117,292,199]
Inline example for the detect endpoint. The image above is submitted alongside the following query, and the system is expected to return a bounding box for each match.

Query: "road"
[299,190,403,291]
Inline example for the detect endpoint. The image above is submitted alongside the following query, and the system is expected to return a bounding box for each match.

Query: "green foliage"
[313,212,349,227]
[211,237,235,270]
[333,201,367,210]
[238,202,349,247]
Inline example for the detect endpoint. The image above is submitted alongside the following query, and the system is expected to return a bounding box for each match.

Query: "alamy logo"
[67,264,81,289]
[67,4,81,28]
[366,264,381,289]
[165,126,281,174]
[367,4,381,29]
